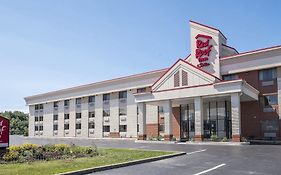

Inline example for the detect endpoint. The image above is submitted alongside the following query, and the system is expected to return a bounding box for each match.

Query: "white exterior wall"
[231,93,241,136]
[146,104,158,124]
[68,99,76,137]
[95,95,103,138]
[57,101,64,137]
[43,103,53,137]
[194,97,203,137]
[81,97,89,137]
[110,92,119,133]
[28,105,35,137]
[127,90,138,137]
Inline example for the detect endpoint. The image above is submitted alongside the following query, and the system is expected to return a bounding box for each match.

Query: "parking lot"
[11,136,281,175]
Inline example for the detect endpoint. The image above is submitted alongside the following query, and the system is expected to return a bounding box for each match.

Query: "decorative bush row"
[0,143,99,163]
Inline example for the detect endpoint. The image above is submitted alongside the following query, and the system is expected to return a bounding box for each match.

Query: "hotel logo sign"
[0,116,9,148]
[195,34,213,68]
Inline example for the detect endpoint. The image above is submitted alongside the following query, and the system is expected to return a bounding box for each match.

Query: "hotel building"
[24,21,281,142]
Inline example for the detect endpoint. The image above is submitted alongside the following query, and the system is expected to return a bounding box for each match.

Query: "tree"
[0,111,29,136]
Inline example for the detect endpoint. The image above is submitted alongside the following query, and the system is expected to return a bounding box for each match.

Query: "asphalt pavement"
[10,135,281,175]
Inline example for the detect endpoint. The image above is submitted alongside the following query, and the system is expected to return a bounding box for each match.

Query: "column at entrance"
[137,102,146,140]
[231,93,241,142]
[194,97,204,141]
[163,100,173,141]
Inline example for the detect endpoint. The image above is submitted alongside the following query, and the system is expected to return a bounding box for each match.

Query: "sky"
[0,0,281,113]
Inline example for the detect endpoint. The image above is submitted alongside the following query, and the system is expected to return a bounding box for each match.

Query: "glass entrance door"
[180,104,195,141]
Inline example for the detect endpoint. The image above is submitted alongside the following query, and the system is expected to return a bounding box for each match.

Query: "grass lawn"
[0,148,174,175]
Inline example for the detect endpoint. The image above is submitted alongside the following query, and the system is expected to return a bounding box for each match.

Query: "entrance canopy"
[134,59,259,104]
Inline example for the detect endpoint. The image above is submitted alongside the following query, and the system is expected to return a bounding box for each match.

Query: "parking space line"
[186,149,206,155]
[193,163,226,175]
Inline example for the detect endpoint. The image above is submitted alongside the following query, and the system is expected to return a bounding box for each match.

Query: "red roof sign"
[0,116,9,148]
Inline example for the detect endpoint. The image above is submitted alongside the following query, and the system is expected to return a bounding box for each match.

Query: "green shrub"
[221,137,228,142]
[1,143,100,163]
[210,134,219,142]
[157,135,163,141]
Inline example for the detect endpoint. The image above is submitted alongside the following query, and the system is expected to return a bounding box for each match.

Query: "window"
[103,109,110,117]
[103,94,110,101]
[137,88,146,93]
[64,124,69,130]
[76,98,82,105]
[89,112,95,118]
[182,70,188,86]
[53,124,58,131]
[261,95,278,108]
[39,125,43,131]
[119,91,127,99]
[103,94,110,116]
[89,96,95,103]
[103,125,110,132]
[53,101,59,108]
[39,116,43,121]
[89,122,95,129]
[259,68,277,81]
[35,126,39,131]
[35,116,39,122]
[64,100,70,107]
[35,104,39,110]
[64,114,69,120]
[137,124,139,132]
[119,125,127,132]
[76,113,81,119]
[76,123,81,130]
[39,104,43,110]
[119,107,127,116]
[158,106,164,115]
[261,120,279,132]
[174,71,180,87]
[222,74,239,81]
[53,115,58,121]
[159,124,165,132]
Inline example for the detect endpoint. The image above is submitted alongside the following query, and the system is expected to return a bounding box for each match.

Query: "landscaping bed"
[0,143,173,175]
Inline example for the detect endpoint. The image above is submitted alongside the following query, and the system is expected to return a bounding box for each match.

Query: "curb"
[135,140,250,146]
[56,152,186,175]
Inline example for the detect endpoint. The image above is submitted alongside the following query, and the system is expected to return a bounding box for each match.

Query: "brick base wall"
[109,132,120,138]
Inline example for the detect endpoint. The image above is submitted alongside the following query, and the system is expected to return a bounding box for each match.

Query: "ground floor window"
[119,125,127,132]
[64,124,69,130]
[103,125,110,132]
[261,120,279,138]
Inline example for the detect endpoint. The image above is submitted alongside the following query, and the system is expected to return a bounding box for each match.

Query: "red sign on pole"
[0,116,9,148]
[195,34,213,68]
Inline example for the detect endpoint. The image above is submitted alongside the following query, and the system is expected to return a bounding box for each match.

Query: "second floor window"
[76,113,82,119]
[53,115,58,121]
[259,68,277,81]
[53,124,58,131]
[76,123,81,130]
[64,114,70,120]
[89,122,95,129]
[39,116,43,121]
[89,112,95,118]
[261,95,278,108]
